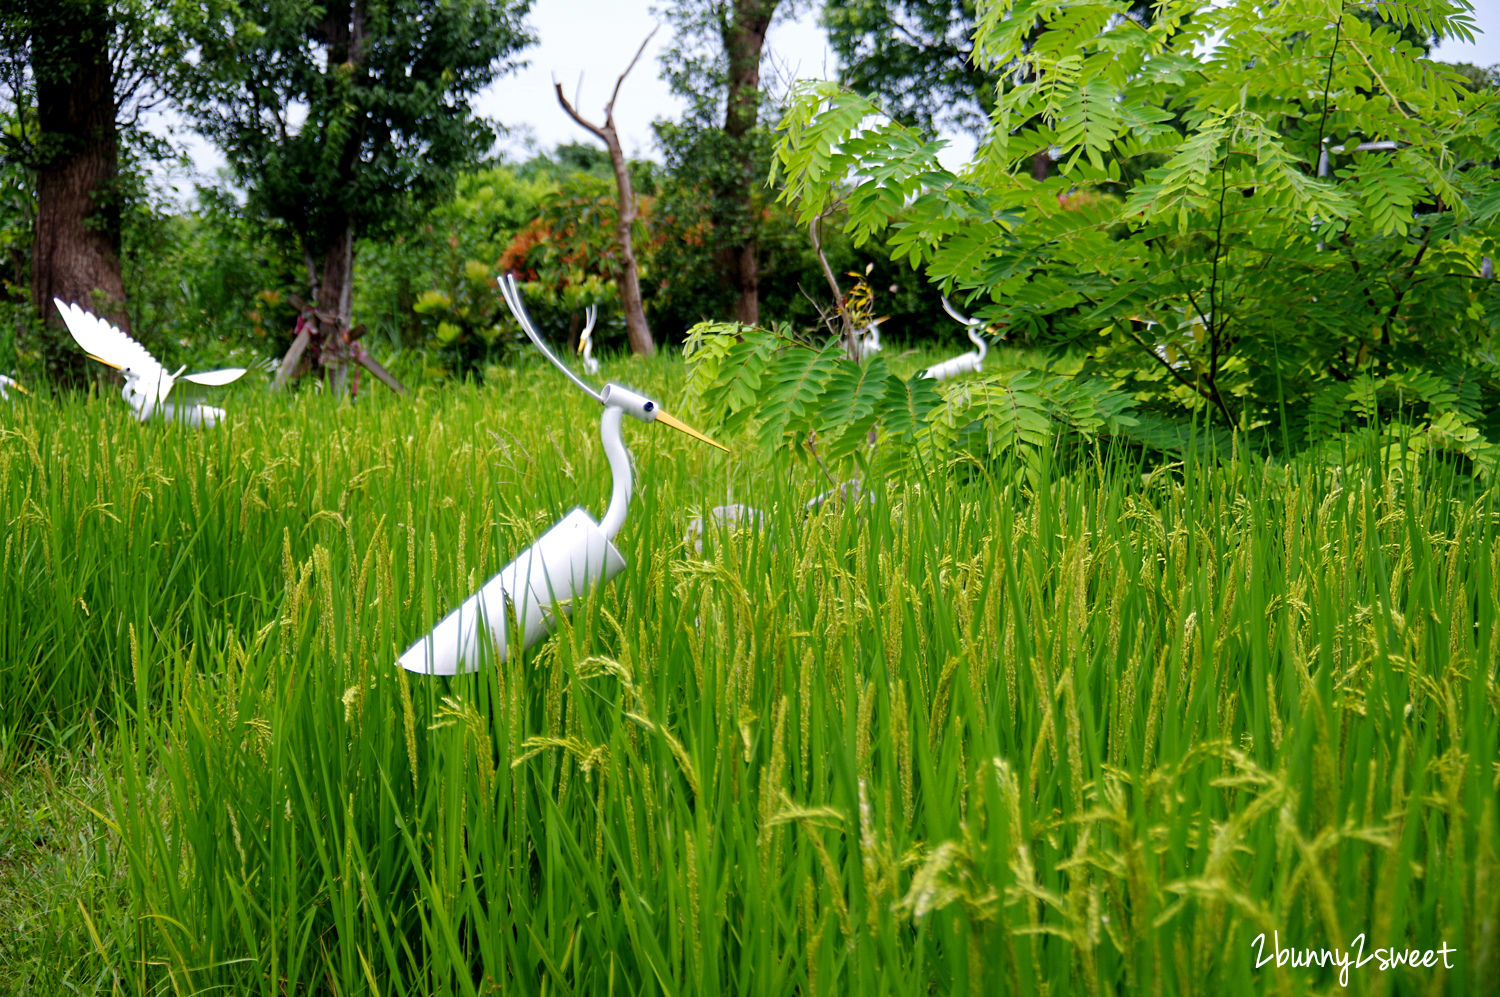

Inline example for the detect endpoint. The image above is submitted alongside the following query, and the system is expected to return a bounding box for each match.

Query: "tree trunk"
[553,31,657,356]
[28,0,128,389]
[1031,150,1051,182]
[719,0,778,327]
[305,0,365,391]
[314,220,355,391]
[602,126,654,356]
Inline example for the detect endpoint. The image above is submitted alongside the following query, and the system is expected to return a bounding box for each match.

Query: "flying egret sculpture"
[54,300,247,427]
[399,274,728,676]
[577,304,601,375]
[923,298,990,381]
[0,374,30,402]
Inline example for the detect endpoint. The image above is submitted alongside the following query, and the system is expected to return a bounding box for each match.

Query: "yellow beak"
[655,410,729,453]
[87,354,123,370]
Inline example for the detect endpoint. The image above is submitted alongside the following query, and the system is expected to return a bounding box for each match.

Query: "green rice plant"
[2,357,1496,994]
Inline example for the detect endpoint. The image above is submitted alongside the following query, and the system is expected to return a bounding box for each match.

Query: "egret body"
[922,298,989,381]
[399,275,726,676]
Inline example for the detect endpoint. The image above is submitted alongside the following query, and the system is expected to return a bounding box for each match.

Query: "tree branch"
[606,24,659,121]
[1312,6,1343,172]
[1378,227,1433,350]
[1203,153,1235,427]
[551,28,659,356]
[809,211,856,357]
[556,24,660,143]
[553,82,610,144]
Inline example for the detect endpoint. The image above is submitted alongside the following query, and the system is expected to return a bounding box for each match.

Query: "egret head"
[0,374,29,400]
[500,273,727,453]
[101,361,170,418]
[599,383,728,451]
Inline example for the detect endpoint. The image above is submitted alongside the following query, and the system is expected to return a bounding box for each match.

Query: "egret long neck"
[124,375,153,420]
[599,406,632,542]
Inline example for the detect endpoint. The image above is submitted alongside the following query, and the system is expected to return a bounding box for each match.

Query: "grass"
[0,353,1496,994]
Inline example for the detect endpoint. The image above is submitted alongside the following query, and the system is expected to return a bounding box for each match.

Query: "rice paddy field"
[1,356,1496,995]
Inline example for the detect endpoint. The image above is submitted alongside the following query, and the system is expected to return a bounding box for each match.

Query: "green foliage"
[1298,365,1500,474]
[0,112,30,370]
[173,0,533,258]
[121,187,299,367]
[770,0,1500,462]
[355,164,557,368]
[651,111,777,317]
[682,320,1141,470]
[821,0,995,137]
[771,81,969,237]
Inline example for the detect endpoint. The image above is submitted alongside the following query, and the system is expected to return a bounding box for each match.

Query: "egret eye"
[644,401,654,412]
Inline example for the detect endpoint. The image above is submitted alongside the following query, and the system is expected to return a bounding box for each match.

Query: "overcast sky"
[155,1,1500,194]
[486,2,835,162]
[490,1,1500,160]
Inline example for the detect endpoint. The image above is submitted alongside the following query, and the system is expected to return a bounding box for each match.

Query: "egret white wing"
[182,368,248,386]
[53,299,162,378]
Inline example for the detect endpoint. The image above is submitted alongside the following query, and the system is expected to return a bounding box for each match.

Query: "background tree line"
[2,0,1496,460]
[0,0,979,394]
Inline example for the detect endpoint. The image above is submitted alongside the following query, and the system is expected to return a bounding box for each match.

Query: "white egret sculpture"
[399,274,728,676]
[682,502,768,555]
[577,305,601,375]
[684,476,891,555]
[0,374,30,402]
[923,298,990,381]
[54,300,247,426]
[850,321,883,362]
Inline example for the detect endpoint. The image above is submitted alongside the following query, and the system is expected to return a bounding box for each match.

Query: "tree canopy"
[822,0,993,137]
[702,0,1500,471]
[172,0,532,386]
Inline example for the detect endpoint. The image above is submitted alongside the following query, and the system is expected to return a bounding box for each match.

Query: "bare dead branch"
[356,350,406,395]
[274,324,312,390]
[550,29,661,356]
[606,24,660,120]
[553,80,609,144]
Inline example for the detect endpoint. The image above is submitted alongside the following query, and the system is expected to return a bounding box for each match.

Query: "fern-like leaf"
[758,341,842,447]
[821,356,895,459]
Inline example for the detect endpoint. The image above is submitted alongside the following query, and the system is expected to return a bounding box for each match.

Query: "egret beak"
[87,354,122,370]
[9,380,30,396]
[655,410,729,453]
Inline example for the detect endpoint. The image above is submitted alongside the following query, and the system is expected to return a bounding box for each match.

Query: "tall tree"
[823,1,1156,182]
[821,0,992,139]
[555,29,658,356]
[657,0,786,326]
[2,2,143,387]
[178,0,532,388]
[2,2,207,388]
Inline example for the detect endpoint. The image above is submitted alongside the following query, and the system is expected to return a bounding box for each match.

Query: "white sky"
[487,1,839,162]
[154,0,1499,195]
